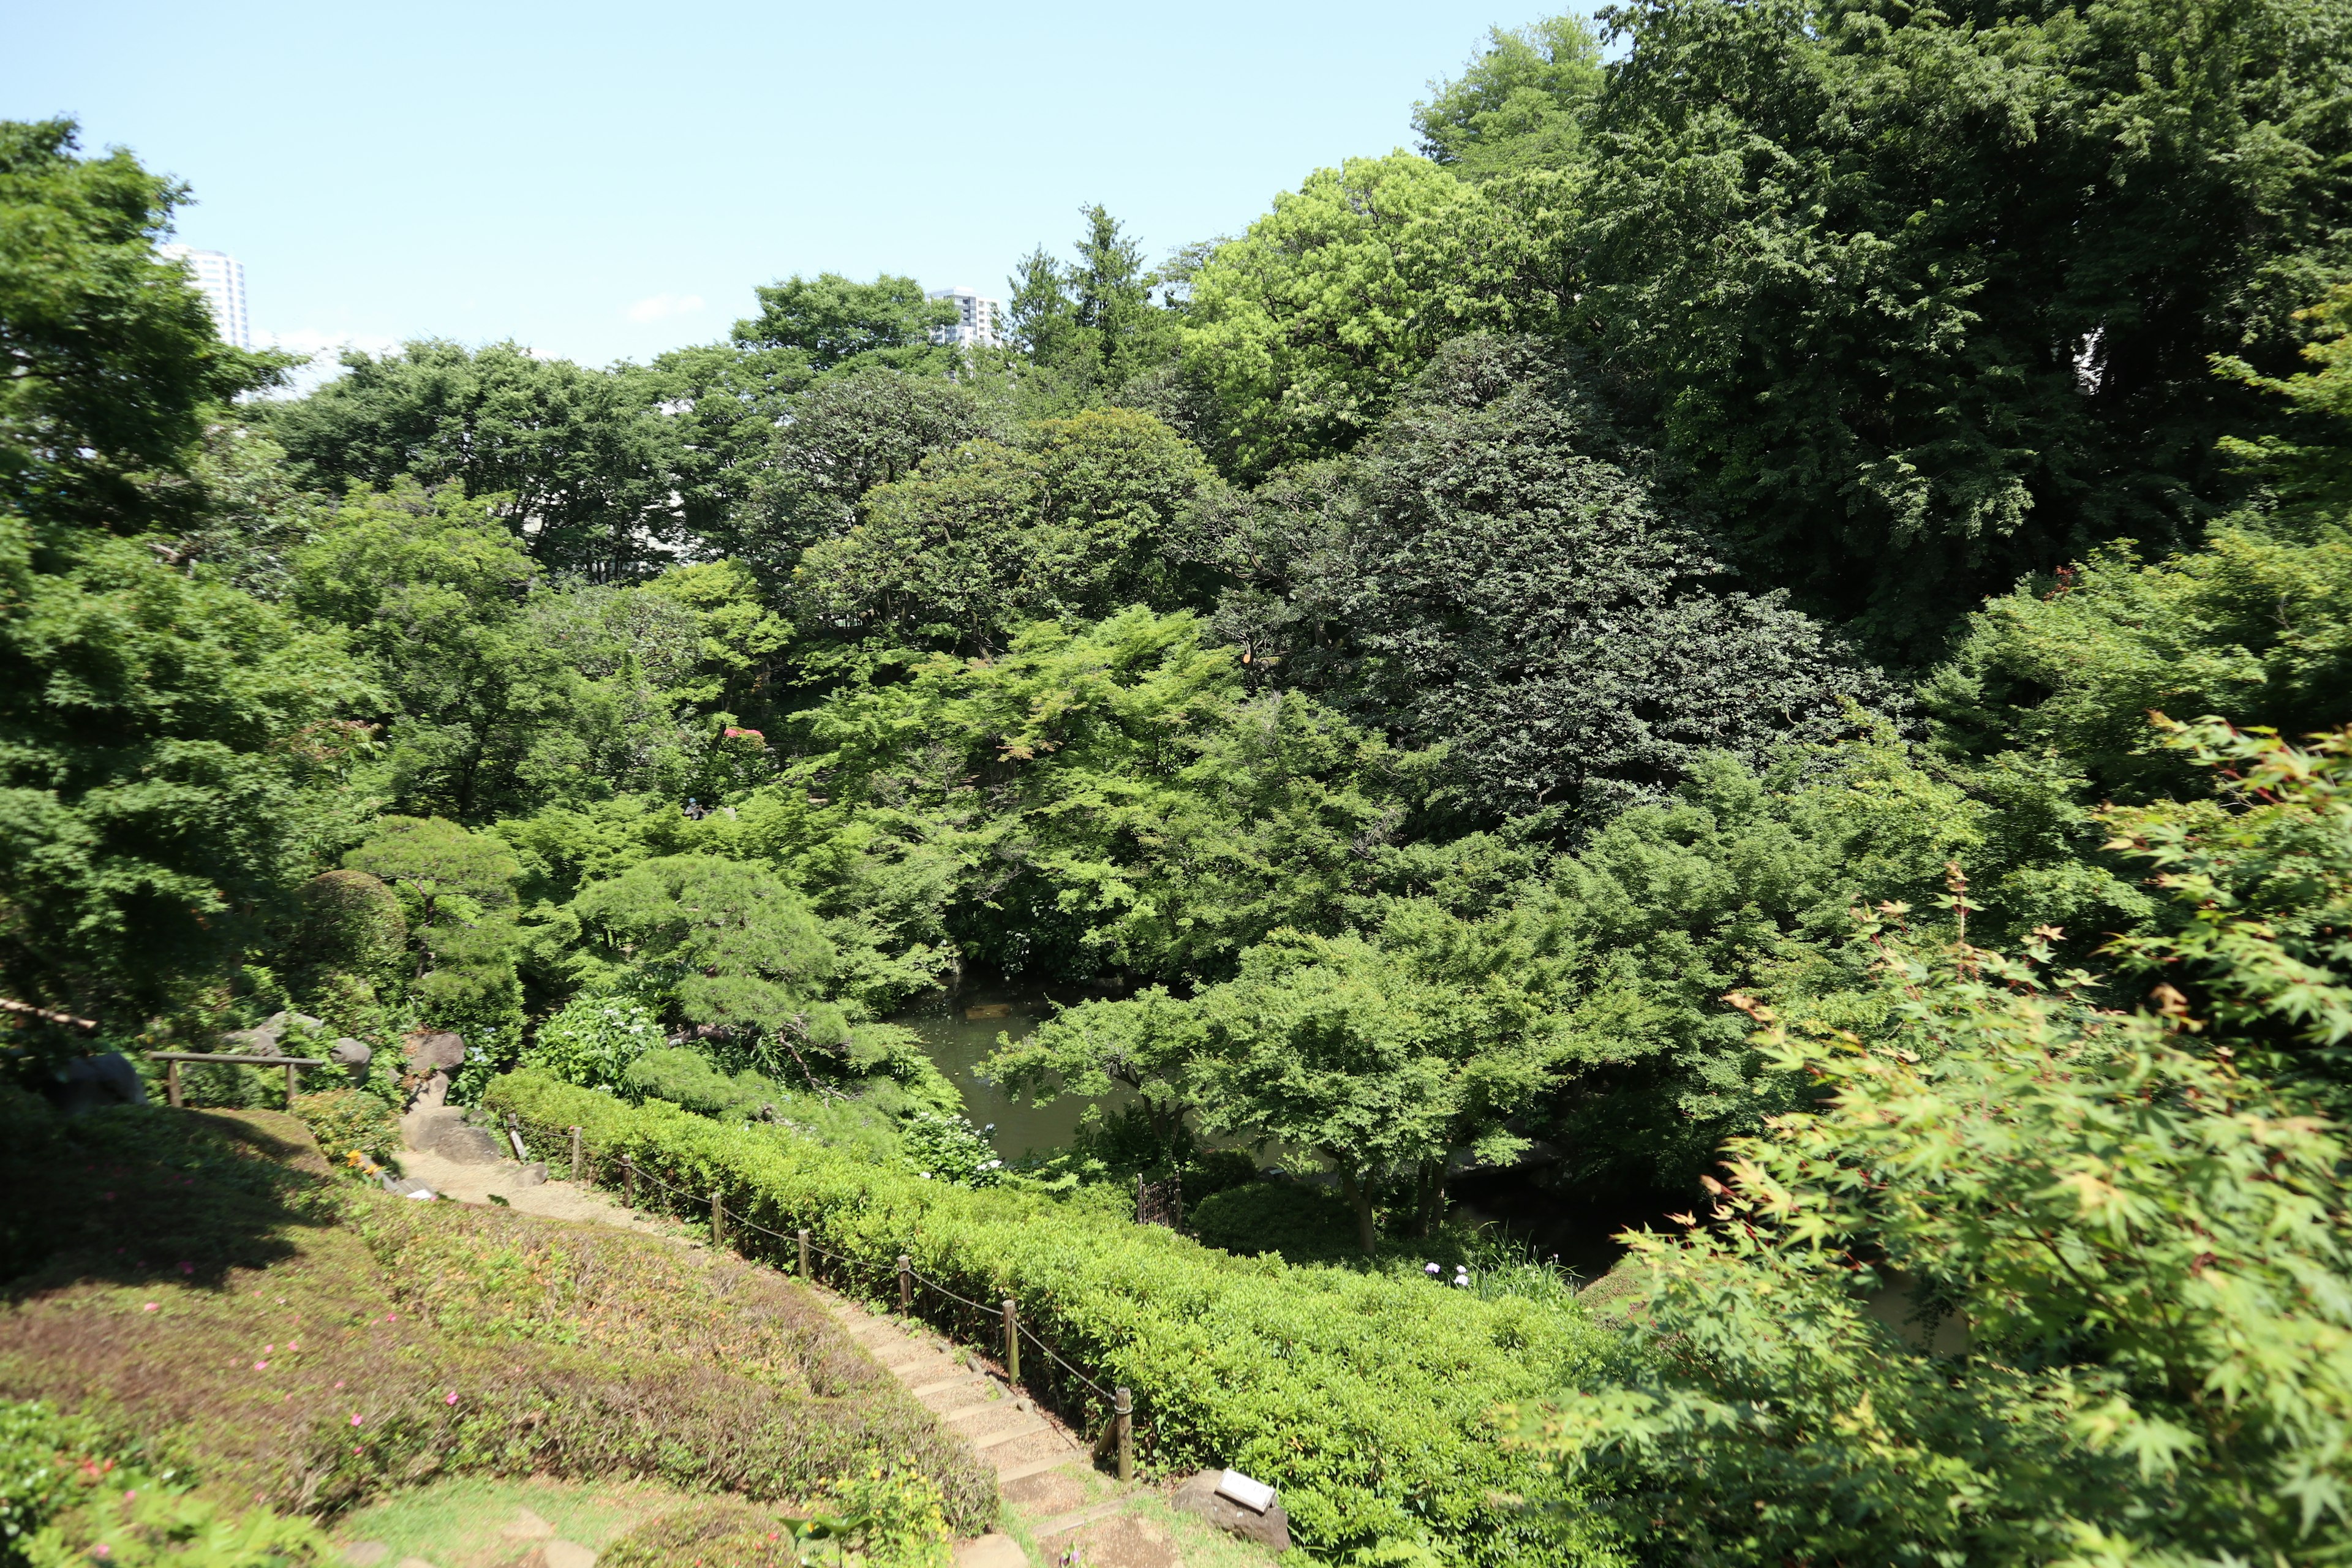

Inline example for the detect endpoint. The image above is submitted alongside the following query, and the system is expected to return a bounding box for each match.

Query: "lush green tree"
[568,853,852,1083]
[1308,336,1893,827]
[1004,206,1180,397]
[752,608,1426,985]
[731,271,960,377]
[342,815,524,1047]
[292,481,587,821]
[729,366,1003,573]
[1923,522,2352,805]
[793,408,1216,654]
[1414,16,1604,179]
[266,339,686,579]
[1179,154,1574,475]
[1575,0,2352,655]
[0,120,363,1046]
[1541,851,2352,1565]
[2215,284,2352,521]
[2105,720,2352,1114]
[0,119,282,535]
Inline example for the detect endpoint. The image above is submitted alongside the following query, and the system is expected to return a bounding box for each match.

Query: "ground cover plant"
[0,1092,993,1539]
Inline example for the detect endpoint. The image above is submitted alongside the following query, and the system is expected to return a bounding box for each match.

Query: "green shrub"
[488,1069,1624,1568]
[899,1112,1001,1187]
[0,1399,328,1568]
[1188,1180,1358,1264]
[622,1046,780,1119]
[597,1468,948,1568]
[286,1089,399,1170]
[522,993,663,1093]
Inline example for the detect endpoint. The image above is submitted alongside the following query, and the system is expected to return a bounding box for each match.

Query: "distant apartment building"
[928,287,1002,350]
[158,245,251,349]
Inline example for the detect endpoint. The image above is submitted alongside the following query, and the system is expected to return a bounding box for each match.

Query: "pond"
[888,981,1131,1160]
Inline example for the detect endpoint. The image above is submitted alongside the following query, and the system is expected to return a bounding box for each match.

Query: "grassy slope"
[0,1090,995,1534]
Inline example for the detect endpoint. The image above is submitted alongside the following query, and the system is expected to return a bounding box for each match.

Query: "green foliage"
[265,340,685,579]
[2216,284,2352,519]
[1927,528,2352,813]
[0,495,367,1038]
[897,1110,1001,1187]
[1003,206,1181,399]
[595,1470,951,1568]
[488,1069,1623,1568]
[285,1088,399,1169]
[2103,721,2352,1108]
[520,992,663,1093]
[766,608,1425,984]
[570,854,848,1067]
[1186,1180,1357,1265]
[1575,0,2352,655]
[1542,939,2352,1567]
[342,816,522,1052]
[0,1400,329,1568]
[733,273,961,380]
[1180,154,1573,474]
[1414,17,1603,179]
[794,408,1214,654]
[0,119,282,535]
[734,367,1004,575]
[622,1046,786,1120]
[1311,334,1893,825]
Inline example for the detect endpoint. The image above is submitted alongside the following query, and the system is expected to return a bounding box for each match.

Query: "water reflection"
[889,982,1132,1159]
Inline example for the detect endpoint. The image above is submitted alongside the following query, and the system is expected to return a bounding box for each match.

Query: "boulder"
[403,1030,466,1072]
[45,1052,149,1117]
[329,1038,372,1066]
[221,1010,323,1055]
[430,1124,503,1164]
[512,1161,548,1188]
[1171,1469,1289,1552]
[401,1104,465,1152]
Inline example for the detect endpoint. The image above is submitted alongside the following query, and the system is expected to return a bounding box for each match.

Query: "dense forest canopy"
[7,0,2352,1553]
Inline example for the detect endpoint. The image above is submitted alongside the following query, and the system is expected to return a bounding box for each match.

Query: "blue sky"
[5,0,1559,371]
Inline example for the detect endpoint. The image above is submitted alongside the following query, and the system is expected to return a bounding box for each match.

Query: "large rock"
[45,1052,149,1117]
[222,1011,323,1055]
[402,1104,466,1152]
[403,1030,466,1072]
[1171,1469,1290,1552]
[431,1124,504,1164]
[329,1038,372,1067]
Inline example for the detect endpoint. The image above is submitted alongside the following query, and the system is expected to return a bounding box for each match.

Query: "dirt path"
[390,1139,1208,1568]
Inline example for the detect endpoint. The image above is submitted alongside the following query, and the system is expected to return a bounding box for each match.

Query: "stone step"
[995,1451,1090,1485]
[1029,1498,1134,1542]
[971,1414,1050,1450]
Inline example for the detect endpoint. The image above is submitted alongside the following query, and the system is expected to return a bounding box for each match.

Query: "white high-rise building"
[157,245,251,349]
[928,287,1002,350]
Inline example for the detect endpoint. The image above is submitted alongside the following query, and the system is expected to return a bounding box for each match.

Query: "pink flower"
[141,1303,157,1313]
[93,1546,110,1559]
[178,1262,194,1275]
[444,1392,458,1405]
[265,1345,274,1354]
[253,1361,268,1371]
[334,1381,344,1390]
[349,1414,362,1427]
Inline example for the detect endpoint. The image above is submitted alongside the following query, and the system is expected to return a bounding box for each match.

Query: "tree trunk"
[1338,1167,1378,1255]
[1417,1159,1447,1237]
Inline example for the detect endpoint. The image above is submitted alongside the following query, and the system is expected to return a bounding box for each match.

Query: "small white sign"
[1215,1470,1276,1515]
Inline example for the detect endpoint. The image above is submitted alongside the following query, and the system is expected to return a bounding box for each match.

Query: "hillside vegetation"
[7,0,2352,1559]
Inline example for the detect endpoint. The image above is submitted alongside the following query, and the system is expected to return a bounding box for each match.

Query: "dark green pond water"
[889,983,1132,1160]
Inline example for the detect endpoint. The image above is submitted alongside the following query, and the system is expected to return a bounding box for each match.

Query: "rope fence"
[499,1111,1142,1477]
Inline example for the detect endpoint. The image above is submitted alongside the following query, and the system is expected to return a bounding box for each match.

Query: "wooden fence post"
[622,1155,636,1208]
[1115,1387,1133,1482]
[1003,1298,1019,1384]
[711,1189,724,1246]
[897,1254,913,1313]
[797,1229,812,1279]
[284,1061,300,1104]
[569,1126,583,1180]
[165,1060,183,1109]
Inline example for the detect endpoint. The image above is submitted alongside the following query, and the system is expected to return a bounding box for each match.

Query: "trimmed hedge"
[488,1071,1624,1568]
